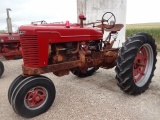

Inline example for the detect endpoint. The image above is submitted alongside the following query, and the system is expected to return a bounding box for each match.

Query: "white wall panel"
[77,0,127,47]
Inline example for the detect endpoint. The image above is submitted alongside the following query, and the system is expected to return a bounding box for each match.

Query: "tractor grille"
[20,35,39,67]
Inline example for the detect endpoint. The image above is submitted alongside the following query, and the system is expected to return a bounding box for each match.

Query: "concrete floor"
[0,55,160,120]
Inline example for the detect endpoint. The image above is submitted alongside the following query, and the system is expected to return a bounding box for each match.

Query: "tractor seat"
[95,24,124,32]
[105,24,124,32]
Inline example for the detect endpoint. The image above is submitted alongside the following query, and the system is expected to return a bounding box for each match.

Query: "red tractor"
[0,8,22,77]
[0,33,21,60]
[8,12,157,118]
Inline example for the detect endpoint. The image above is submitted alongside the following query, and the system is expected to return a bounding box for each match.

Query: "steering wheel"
[101,12,116,29]
[41,20,47,24]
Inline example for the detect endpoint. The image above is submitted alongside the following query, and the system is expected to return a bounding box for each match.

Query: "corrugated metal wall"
[77,0,127,47]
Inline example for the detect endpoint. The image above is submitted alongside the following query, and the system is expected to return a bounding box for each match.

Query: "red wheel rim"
[25,87,48,109]
[133,47,147,83]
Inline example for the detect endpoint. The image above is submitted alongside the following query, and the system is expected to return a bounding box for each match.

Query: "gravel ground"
[0,55,160,120]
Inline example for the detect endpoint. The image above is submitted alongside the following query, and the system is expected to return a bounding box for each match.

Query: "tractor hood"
[0,33,20,43]
[19,23,103,43]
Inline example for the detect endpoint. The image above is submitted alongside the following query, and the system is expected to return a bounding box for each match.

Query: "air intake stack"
[6,8,13,34]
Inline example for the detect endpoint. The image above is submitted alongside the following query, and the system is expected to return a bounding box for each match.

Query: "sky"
[0,0,160,30]
[126,0,160,24]
[0,0,77,30]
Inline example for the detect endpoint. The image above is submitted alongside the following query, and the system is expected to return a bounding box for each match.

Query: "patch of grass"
[126,23,160,51]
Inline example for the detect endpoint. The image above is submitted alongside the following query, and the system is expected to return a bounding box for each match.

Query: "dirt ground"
[0,55,160,120]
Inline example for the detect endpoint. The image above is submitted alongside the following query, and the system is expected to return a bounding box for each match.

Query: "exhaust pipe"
[6,8,12,34]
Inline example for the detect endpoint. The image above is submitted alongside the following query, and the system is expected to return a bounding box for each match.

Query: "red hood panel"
[19,25,103,43]
[0,33,20,42]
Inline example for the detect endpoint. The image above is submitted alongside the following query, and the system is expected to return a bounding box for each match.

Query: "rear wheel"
[71,41,100,78]
[71,67,98,78]
[14,55,22,59]
[115,33,157,95]
[10,75,56,118]
[0,61,4,77]
[5,56,15,60]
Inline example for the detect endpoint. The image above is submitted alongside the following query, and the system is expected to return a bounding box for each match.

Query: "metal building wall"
[77,0,127,47]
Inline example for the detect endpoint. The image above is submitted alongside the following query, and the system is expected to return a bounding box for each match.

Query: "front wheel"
[115,33,157,95]
[0,61,4,77]
[8,75,26,104]
[10,75,56,118]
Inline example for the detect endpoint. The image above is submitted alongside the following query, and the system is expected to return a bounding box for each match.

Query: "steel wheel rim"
[24,86,48,110]
[133,43,154,87]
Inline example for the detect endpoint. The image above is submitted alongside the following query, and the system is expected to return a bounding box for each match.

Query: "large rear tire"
[71,41,100,78]
[115,33,157,95]
[71,67,98,78]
